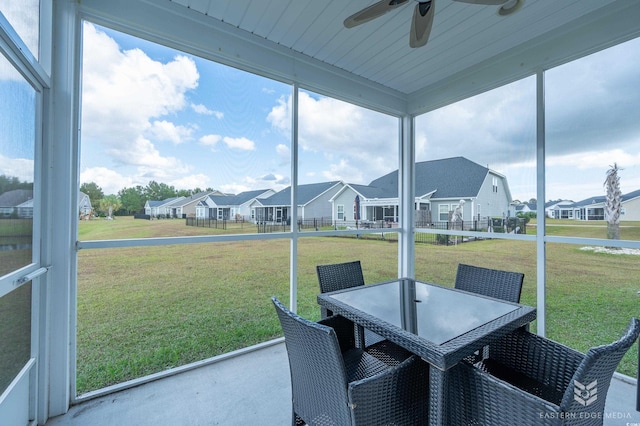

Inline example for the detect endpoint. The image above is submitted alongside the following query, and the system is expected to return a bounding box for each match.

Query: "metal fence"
[185,217,227,229]
[256,222,290,233]
[297,217,334,230]
[193,215,527,243]
[416,217,526,233]
[255,218,396,233]
[415,217,527,246]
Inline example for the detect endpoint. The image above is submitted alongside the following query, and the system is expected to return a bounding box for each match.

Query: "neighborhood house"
[196,189,276,220]
[550,189,640,221]
[0,190,92,219]
[150,157,513,227]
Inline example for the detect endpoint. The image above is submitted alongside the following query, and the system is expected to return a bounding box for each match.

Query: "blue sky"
[78,22,640,202]
[75,23,640,201]
[79,22,404,196]
[2,19,639,204]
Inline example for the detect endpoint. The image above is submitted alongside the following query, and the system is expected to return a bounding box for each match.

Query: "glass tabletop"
[326,279,519,345]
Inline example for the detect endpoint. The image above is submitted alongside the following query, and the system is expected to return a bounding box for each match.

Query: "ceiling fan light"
[498,0,523,16]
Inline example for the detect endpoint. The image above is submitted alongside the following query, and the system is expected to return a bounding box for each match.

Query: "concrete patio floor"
[45,342,639,426]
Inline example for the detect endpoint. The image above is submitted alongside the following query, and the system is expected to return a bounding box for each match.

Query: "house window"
[492,177,498,193]
[438,204,449,221]
[477,204,481,218]
[337,205,344,220]
[251,208,255,219]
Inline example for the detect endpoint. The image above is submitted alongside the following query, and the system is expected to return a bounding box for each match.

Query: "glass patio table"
[317,278,536,426]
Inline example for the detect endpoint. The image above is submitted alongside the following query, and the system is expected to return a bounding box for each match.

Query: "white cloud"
[219,173,289,194]
[267,92,397,184]
[276,144,290,163]
[80,167,134,195]
[0,0,39,57]
[169,174,211,191]
[81,22,199,174]
[199,134,222,148]
[105,135,190,174]
[268,92,396,153]
[546,149,640,170]
[200,135,255,151]
[223,136,255,151]
[148,120,193,144]
[191,103,224,119]
[415,77,537,167]
[267,96,289,131]
[321,159,364,183]
[0,154,33,183]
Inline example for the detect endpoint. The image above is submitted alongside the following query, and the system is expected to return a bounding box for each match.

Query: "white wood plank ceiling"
[165,0,635,101]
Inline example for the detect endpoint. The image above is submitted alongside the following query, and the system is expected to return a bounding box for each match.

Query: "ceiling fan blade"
[451,0,509,5]
[344,0,410,28]
[409,1,435,48]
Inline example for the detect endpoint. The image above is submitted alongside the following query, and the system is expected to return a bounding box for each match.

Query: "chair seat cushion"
[476,358,565,405]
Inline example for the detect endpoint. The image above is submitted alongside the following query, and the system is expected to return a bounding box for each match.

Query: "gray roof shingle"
[209,189,273,206]
[367,157,489,199]
[0,189,33,207]
[259,182,340,207]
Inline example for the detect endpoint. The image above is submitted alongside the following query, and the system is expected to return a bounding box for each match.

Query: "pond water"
[0,243,32,251]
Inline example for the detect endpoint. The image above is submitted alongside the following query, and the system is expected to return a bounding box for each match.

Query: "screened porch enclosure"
[73,0,640,406]
[1,0,640,424]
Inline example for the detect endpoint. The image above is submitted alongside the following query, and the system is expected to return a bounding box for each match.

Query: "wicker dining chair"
[316,260,385,347]
[447,317,640,426]
[272,297,430,426]
[455,263,525,362]
[454,263,524,303]
[316,260,366,318]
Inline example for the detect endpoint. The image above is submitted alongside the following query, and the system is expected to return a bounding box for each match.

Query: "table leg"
[429,366,446,426]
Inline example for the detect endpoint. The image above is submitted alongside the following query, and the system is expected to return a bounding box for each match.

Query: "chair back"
[455,263,524,303]
[271,297,353,425]
[317,261,365,317]
[560,317,640,416]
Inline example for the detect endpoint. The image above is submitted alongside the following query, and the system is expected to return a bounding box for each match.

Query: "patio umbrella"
[354,195,361,221]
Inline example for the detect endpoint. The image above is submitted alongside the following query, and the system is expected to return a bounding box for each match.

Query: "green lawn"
[76,216,640,394]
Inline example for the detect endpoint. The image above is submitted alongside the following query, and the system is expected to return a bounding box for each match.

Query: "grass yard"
[542,218,640,240]
[0,283,31,395]
[76,216,640,394]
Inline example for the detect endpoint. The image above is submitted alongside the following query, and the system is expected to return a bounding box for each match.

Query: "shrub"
[436,233,448,245]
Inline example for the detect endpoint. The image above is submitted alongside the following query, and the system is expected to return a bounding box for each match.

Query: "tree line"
[0,174,33,194]
[80,181,216,217]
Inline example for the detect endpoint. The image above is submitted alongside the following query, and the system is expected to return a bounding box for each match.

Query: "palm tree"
[98,195,122,219]
[604,163,622,240]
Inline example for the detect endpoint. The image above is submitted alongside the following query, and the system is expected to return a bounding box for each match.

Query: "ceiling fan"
[344,0,519,49]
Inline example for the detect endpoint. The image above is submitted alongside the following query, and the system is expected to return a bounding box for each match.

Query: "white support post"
[45,0,81,416]
[289,84,299,313]
[536,71,547,337]
[398,115,415,279]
